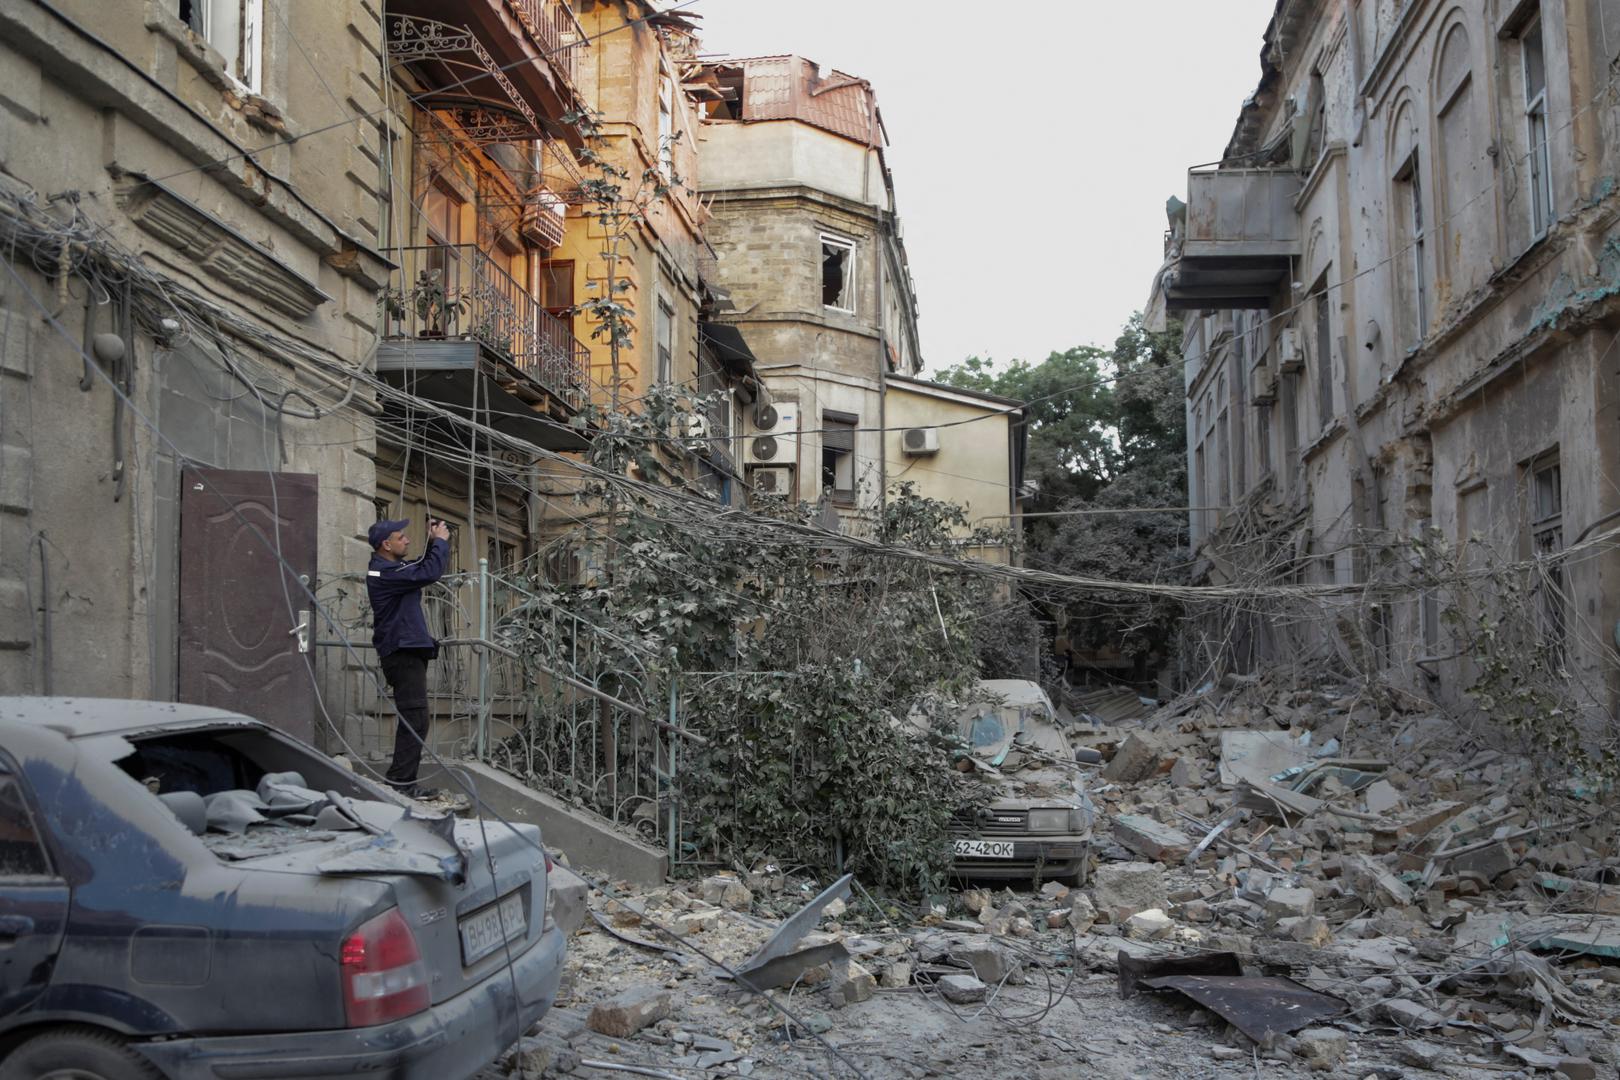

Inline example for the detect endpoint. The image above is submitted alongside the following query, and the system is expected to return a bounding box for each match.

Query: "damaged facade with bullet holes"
[1147,0,1620,730]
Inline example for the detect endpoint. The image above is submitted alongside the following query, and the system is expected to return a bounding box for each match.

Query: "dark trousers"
[380,649,432,788]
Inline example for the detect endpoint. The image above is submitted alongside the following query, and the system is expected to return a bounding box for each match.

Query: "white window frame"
[192,0,264,94]
[820,233,857,314]
[1520,12,1553,237]
[1395,153,1428,344]
[655,296,675,384]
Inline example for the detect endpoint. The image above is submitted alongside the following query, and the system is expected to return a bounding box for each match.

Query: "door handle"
[289,609,311,654]
[0,915,34,938]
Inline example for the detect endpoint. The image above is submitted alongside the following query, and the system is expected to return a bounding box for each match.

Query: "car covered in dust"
[939,680,1095,886]
[0,698,564,1080]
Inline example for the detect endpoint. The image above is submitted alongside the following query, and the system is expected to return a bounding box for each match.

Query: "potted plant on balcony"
[379,268,469,339]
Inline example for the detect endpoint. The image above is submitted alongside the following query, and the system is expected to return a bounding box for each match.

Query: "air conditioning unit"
[745,403,797,464]
[748,464,794,497]
[1277,328,1305,373]
[1250,364,1278,405]
[901,426,940,455]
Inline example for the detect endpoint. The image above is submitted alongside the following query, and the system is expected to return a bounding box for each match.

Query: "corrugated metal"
[736,56,877,146]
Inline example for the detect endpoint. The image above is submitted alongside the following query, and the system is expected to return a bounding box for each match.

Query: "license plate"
[459,891,526,965]
[953,839,1015,859]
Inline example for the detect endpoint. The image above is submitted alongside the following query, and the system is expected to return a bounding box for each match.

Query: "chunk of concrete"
[1265,886,1316,922]
[503,1032,581,1075]
[1092,861,1167,922]
[935,974,987,1004]
[1451,841,1517,882]
[1362,779,1401,815]
[548,863,589,937]
[826,959,876,1008]
[1295,1027,1348,1070]
[880,960,912,989]
[587,986,673,1038]
[1124,908,1174,940]
[1069,891,1098,934]
[950,940,1021,985]
[1103,732,1164,783]
[700,874,754,911]
[1113,814,1193,863]
[1276,915,1332,947]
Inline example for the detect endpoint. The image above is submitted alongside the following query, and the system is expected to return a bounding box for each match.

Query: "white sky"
[692,0,1278,372]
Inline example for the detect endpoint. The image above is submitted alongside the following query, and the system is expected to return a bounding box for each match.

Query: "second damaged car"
[0,697,564,1080]
[934,680,1095,887]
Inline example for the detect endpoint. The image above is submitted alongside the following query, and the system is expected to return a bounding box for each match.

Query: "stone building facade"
[697,56,1024,552]
[0,0,390,741]
[1149,0,1620,714]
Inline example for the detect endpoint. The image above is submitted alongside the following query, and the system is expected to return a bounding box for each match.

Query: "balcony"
[379,244,593,450]
[386,0,586,146]
[1162,167,1301,311]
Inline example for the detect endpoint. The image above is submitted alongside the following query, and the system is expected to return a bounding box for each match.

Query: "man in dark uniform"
[367,516,450,797]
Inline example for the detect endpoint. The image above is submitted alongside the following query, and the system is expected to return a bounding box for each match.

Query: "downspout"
[877,233,887,511]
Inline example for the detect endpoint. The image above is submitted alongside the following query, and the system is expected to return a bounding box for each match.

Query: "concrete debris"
[532,672,1616,1080]
[1102,731,1166,783]
[1113,813,1194,862]
[934,973,988,1003]
[825,959,876,1008]
[1294,1027,1348,1070]
[587,987,673,1038]
[1091,861,1168,922]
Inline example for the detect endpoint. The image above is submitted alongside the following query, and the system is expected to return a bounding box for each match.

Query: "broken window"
[1394,153,1429,348]
[178,0,264,93]
[821,235,856,312]
[1256,404,1272,476]
[1528,452,1566,655]
[705,65,745,121]
[821,412,857,503]
[0,769,49,878]
[1519,9,1554,236]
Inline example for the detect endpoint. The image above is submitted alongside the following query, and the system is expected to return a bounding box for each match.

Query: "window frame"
[1394,153,1429,346]
[0,766,54,881]
[820,234,857,314]
[820,410,858,504]
[1520,12,1554,237]
[1526,450,1566,656]
[655,296,675,385]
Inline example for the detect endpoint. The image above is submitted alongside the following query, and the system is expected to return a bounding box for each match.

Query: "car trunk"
[118,727,549,1009]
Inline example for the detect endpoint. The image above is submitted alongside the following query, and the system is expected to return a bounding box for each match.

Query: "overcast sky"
[693,0,1278,373]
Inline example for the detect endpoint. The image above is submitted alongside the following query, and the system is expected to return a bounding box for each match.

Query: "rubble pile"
[480,674,1617,1079]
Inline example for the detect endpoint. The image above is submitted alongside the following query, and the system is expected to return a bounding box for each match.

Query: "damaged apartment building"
[696,56,1027,557]
[1148,0,1620,712]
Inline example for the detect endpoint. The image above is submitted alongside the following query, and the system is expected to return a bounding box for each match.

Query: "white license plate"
[459,891,526,965]
[953,839,1016,859]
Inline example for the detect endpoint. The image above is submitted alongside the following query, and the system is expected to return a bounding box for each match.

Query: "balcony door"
[422,181,464,334]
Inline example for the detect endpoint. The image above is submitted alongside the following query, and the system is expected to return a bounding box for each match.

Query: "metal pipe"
[667,676,678,866]
[477,556,490,759]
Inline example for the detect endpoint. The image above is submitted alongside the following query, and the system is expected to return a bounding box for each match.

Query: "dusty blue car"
[0,698,564,1080]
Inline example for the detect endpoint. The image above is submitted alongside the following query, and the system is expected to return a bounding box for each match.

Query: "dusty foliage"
[1410,528,1618,783]
[510,389,1009,892]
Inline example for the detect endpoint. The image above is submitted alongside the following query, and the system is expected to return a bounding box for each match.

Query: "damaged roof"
[701,55,885,148]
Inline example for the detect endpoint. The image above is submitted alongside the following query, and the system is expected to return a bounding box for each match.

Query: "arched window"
[1389,100,1429,349]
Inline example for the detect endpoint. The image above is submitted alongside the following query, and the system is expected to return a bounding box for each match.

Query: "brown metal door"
[178,468,319,741]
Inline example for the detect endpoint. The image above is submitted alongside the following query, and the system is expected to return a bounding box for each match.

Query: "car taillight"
[544,849,554,874]
[341,908,430,1027]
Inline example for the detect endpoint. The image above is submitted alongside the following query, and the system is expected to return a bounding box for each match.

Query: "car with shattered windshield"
[936,680,1095,886]
[0,697,564,1080]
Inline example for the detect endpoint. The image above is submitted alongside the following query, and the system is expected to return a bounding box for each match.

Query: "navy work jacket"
[367,538,449,658]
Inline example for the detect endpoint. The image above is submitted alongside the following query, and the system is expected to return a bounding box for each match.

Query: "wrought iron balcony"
[507,0,584,88]
[382,243,591,412]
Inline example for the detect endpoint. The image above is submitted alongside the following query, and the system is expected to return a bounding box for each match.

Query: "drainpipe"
[877,235,887,510]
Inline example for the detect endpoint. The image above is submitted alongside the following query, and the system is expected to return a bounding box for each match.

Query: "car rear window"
[0,772,51,878]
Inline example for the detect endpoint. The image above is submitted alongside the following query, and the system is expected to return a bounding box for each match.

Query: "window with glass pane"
[1522,13,1553,236]
[656,299,675,384]
[0,773,49,878]
[821,413,857,503]
[1528,454,1565,656]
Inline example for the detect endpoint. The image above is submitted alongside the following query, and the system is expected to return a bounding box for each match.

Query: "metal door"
[178,468,319,741]
[0,765,68,1019]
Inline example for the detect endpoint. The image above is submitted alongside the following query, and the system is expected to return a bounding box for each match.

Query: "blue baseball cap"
[368,518,411,549]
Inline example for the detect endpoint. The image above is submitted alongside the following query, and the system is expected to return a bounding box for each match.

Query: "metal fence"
[507,0,585,87]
